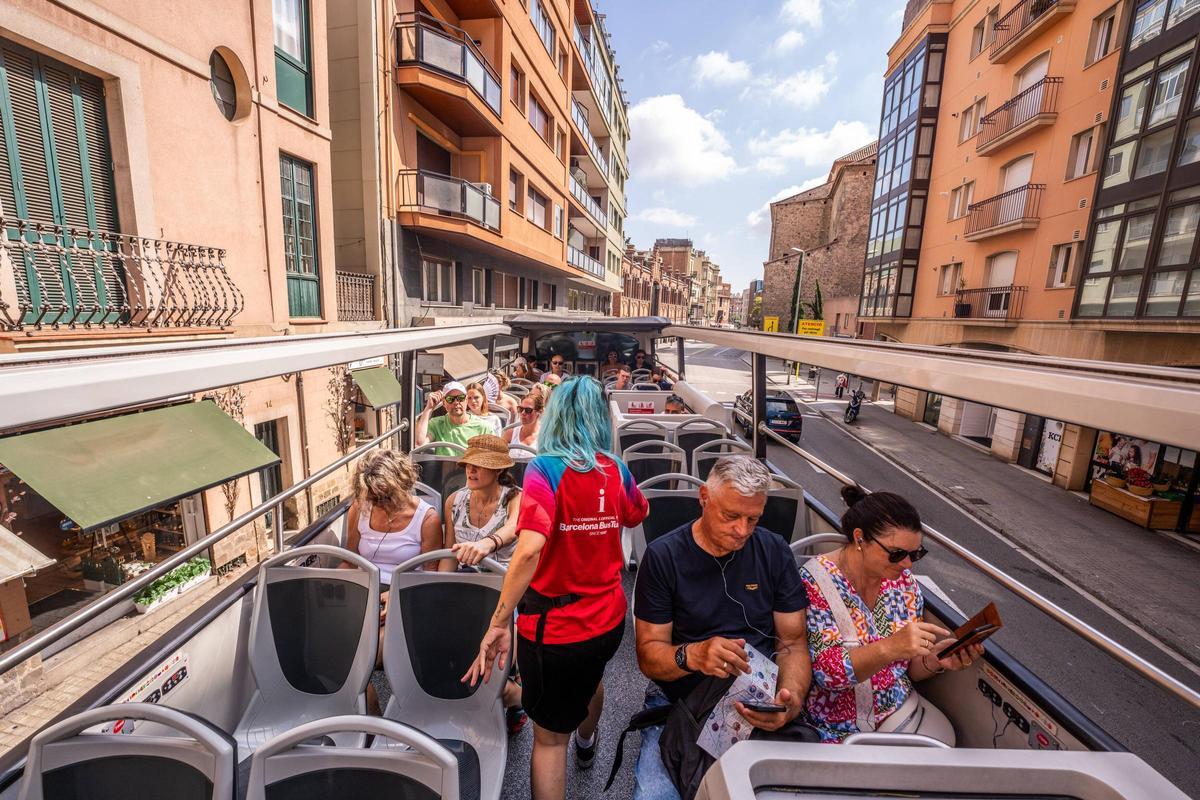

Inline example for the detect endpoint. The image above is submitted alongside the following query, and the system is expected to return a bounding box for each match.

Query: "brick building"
[619,246,653,317]
[762,142,878,335]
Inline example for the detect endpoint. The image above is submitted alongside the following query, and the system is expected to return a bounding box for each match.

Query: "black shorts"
[516,619,625,734]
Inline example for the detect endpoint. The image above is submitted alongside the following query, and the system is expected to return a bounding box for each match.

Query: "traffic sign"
[797,320,826,336]
[763,316,779,332]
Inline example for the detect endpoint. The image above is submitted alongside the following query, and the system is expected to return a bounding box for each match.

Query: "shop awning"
[427,344,488,381]
[351,366,404,408]
[0,401,279,531]
[0,524,55,583]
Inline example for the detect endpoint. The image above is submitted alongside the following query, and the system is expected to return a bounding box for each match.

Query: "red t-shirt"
[515,454,649,644]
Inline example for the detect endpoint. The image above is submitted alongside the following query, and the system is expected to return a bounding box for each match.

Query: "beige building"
[0,0,387,650]
[326,0,629,324]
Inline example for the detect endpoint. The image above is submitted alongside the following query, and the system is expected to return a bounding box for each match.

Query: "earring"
[855,540,862,551]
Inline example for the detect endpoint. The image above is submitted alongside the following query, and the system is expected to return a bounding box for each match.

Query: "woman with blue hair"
[465,376,648,800]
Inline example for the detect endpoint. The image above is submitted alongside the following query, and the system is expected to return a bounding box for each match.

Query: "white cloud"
[627,95,739,186]
[748,120,875,175]
[781,0,823,28]
[773,30,807,54]
[633,207,698,227]
[746,179,827,232]
[648,39,671,55]
[692,51,753,87]
[768,53,837,107]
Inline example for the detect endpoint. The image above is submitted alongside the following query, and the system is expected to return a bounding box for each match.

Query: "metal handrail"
[977,77,1062,150]
[569,174,606,226]
[966,183,1044,235]
[393,12,502,116]
[755,422,1200,712]
[0,418,408,676]
[990,0,1063,58]
[571,99,608,177]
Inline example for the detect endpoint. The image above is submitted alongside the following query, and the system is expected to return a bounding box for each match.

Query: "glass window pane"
[1089,221,1120,275]
[1134,127,1175,178]
[1179,118,1200,166]
[1185,268,1200,314]
[1148,60,1189,127]
[1114,79,1151,140]
[1130,0,1168,49]
[1119,213,1156,271]
[1158,204,1200,264]
[273,0,306,63]
[1103,140,1137,188]
[1077,276,1110,315]
[1107,273,1144,316]
[1145,269,1187,315]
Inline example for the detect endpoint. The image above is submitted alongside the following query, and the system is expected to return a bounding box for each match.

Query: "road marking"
[796,413,1200,684]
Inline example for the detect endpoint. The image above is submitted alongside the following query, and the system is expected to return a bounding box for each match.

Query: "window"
[555,128,565,160]
[528,93,550,141]
[558,51,567,79]
[531,0,556,58]
[509,169,524,213]
[273,0,312,116]
[210,50,239,121]
[1048,243,1079,288]
[938,262,962,295]
[422,259,456,304]
[1134,126,1175,178]
[1088,6,1120,65]
[280,154,320,317]
[1130,0,1168,50]
[553,203,564,238]
[510,62,525,108]
[958,98,987,142]
[472,268,485,304]
[1149,59,1190,127]
[1066,126,1100,179]
[1170,0,1200,28]
[970,7,998,59]
[949,182,975,220]
[526,185,548,228]
[1179,117,1200,165]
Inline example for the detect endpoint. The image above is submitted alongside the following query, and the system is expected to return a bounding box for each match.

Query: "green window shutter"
[280,154,320,317]
[0,47,55,223]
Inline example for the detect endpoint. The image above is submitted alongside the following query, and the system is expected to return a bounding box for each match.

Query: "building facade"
[619,246,653,317]
[327,0,629,326]
[652,238,727,324]
[762,142,878,335]
[745,278,765,328]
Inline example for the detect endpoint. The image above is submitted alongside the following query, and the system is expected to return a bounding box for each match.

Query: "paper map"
[697,643,778,759]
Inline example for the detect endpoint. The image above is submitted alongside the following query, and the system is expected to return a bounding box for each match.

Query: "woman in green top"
[415,380,495,455]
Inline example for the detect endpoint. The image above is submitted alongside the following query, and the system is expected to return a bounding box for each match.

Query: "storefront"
[0,401,279,641]
[1016,416,1065,477]
[1087,430,1199,533]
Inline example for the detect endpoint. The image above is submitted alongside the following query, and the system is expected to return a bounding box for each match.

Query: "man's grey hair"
[706,455,772,496]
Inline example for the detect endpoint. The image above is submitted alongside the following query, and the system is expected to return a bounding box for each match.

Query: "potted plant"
[1125,467,1153,497]
[1103,466,1126,489]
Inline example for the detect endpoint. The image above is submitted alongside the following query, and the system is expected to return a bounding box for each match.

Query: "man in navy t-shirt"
[632,455,811,800]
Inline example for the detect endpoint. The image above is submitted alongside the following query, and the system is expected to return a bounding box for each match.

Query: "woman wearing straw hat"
[443,433,528,732]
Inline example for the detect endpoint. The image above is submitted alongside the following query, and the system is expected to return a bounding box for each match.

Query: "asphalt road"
[664,342,1200,797]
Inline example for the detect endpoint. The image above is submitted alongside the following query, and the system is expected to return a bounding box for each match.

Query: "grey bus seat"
[633,383,661,391]
[412,443,467,499]
[761,475,806,543]
[790,533,846,564]
[233,545,380,756]
[691,438,752,481]
[510,378,534,388]
[246,715,460,800]
[628,473,704,566]
[377,549,510,800]
[414,482,441,512]
[18,702,236,800]
[616,419,669,454]
[671,418,730,472]
[631,368,652,381]
[505,384,529,398]
[486,403,511,425]
[623,440,685,486]
[507,446,536,487]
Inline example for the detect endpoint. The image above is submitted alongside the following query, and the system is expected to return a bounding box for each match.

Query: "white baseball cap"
[442,381,467,397]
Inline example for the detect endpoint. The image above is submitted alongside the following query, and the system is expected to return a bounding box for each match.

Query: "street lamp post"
[789,247,805,380]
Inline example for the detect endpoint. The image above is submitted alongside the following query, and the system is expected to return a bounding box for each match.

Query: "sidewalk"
[786,375,1200,669]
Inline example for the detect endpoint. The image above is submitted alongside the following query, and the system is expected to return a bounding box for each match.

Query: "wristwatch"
[675,644,697,673]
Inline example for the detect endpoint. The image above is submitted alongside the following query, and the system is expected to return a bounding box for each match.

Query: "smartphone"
[741,701,787,714]
[937,623,998,660]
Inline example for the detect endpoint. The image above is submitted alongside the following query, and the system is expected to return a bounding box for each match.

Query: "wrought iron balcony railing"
[336,271,377,322]
[990,0,1068,60]
[0,218,243,331]
[397,169,501,231]
[395,12,502,117]
[954,285,1027,321]
[965,183,1044,238]
[569,174,606,227]
[977,77,1061,152]
[572,99,608,177]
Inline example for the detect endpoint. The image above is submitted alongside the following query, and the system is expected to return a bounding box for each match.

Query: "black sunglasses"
[518,407,536,414]
[871,539,928,564]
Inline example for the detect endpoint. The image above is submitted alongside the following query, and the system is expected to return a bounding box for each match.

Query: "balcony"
[0,218,243,331]
[567,242,604,280]
[394,13,502,135]
[572,23,612,125]
[977,77,1061,155]
[954,285,1027,321]
[989,0,1075,63]
[964,184,1044,240]
[569,173,606,228]
[397,169,501,231]
[336,271,377,322]
[571,99,608,178]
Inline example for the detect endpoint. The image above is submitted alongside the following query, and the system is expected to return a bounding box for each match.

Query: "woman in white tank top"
[504,392,542,456]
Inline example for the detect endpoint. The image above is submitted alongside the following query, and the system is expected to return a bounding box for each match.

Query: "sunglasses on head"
[870,539,928,564]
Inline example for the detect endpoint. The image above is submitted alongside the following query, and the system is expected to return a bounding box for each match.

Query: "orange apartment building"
[0,0,389,653]
[860,0,1200,532]
[326,0,629,327]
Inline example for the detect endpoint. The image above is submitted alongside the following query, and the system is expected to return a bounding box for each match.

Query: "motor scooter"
[844,387,866,424]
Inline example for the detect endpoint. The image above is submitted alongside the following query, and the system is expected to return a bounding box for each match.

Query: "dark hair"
[497,469,519,489]
[839,485,922,543]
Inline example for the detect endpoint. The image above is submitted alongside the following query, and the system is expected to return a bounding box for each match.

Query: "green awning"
[0,401,279,531]
[351,366,404,407]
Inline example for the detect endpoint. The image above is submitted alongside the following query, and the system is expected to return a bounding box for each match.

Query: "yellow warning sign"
[763,316,779,332]
[796,320,826,336]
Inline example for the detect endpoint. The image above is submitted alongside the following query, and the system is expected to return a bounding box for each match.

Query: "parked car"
[734,390,803,442]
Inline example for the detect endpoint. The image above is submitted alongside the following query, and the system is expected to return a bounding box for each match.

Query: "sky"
[597,0,910,291]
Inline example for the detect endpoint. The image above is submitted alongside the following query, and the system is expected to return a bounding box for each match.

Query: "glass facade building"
[859,33,947,319]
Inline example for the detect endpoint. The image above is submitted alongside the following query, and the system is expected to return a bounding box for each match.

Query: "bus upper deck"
[0,317,1197,799]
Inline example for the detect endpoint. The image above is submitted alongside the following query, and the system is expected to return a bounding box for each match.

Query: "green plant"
[808,279,825,321]
[133,557,212,606]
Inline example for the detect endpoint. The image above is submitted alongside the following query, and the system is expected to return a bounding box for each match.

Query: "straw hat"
[458,434,515,470]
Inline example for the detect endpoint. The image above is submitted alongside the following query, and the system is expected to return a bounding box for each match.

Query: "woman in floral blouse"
[800,486,983,744]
